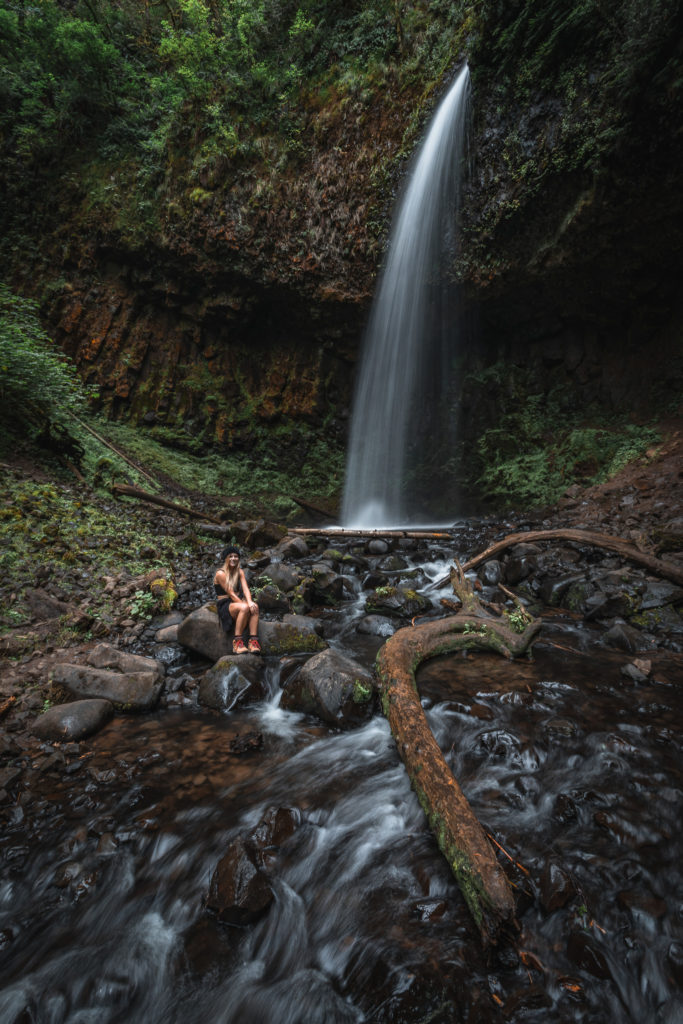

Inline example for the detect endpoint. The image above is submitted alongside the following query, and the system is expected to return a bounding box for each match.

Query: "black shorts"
[217,599,234,634]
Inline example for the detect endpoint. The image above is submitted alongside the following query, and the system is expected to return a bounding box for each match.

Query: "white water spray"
[342,64,471,528]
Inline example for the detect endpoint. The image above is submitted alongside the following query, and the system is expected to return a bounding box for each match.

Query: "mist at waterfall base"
[342,64,471,530]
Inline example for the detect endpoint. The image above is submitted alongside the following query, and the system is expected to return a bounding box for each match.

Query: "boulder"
[265,562,302,593]
[653,517,683,553]
[639,581,683,610]
[273,534,309,560]
[252,584,290,615]
[280,648,375,728]
[378,553,409,572]
[356,615,396,637]
[23,588,71,621]
[198,656,265,711]
[539,574,583,607]
[478,560,503,586]
[206,837,274,925]
[32,699,113,741]
[52,665,163,710]
[604,620,653,653]
[258,620,327,656]
[229,519,287,549]
[367,539,389,555]
[364,586,431,619]
[177,605,233,662]
[282,613,324,636]
[86,642,165,679]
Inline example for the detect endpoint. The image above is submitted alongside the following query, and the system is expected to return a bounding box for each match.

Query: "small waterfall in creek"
[342,63,471,529]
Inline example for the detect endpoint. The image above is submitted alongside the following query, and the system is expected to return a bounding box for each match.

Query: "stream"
[1,542,682,1024]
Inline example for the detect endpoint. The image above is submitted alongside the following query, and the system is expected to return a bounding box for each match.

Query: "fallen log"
[111,484,222,524]
[70,414,159,487]
[376,565,541,947]
[290,496,336,520]
[429,528,683,590]
[290,527,451,539]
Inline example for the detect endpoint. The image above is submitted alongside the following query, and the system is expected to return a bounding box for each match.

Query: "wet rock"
[617,889,667,919]
[356,615,396,637]
[86,642,165,680]
[620,661,650,685]
[229,731,263,754]
[280,648,374,728]
[552,793,578,823]
[362,571,390,590]
[32,699,113,741]
[666,941,683,986]
[478,559,502,586]
[503,985,552,1015]
[365,585,431,619]
[52,664,163,711]
[639,581,683,610]
[539,861,574,911]
[567,930,611,980]
[546,717,578,738]
[378,553,409,572]
[154,644,186,668]
[250,806,300,851]
[504,554,537,585]
[310,564,346,604]
[198,656,265,711]
[604,620,651,653]
[155,624,180,643]
[177,605,233,662]
[53,860,83,888]
[265,562,301,593]
[258,619,327,656]
[206,836,274,925]
[273,534,309,560]
[253,584,290,615]
[367,539,389,555]
[629,605,683,634]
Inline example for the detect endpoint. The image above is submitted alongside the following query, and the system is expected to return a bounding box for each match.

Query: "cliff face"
[4,0,682,477]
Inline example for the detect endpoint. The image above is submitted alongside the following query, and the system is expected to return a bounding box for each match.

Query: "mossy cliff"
[1,0,681,485]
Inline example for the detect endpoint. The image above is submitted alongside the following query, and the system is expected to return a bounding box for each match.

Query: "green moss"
[352,679,373,703]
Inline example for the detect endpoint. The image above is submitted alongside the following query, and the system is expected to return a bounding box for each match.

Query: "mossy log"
[111,484,221,524]
[376,566,541,947]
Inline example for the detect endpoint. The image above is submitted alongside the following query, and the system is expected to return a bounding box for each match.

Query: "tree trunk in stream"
[375,565,542,947]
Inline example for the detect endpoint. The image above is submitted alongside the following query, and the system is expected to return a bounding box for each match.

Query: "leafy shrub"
[0,284,93,430]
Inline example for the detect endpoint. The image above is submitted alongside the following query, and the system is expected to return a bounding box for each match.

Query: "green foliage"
[0,284,93,430]
[129,589,156,620]
[467,365,662,508]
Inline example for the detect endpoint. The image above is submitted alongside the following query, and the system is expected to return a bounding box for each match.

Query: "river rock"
[155,623,180,642]
[539,573,583,607]
[86,642,165,679]
[206,836,273,925]
[603,620,652,653]
[539,861,574,912]
[198,656,265,711]
[362,571,390,591]
[250,806,300,851]
[273,534,309,560]
[366,539,389,554]
[356,615,396,637]
[265,562,301,593]
[253,584,290,615]
[567,930,611,980]
[478,559,502,586]
[365,585,431,619]
[32,699,113,741]
[310,564,346,603]
[52,664,163,710]
[177,605,233,661]
[639,580,683,610]
[378,553,409,572]
[258,619,327,656]
[280,648,374,728]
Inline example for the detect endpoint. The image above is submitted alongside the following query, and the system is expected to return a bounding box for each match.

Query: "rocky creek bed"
[0,431,682,1022]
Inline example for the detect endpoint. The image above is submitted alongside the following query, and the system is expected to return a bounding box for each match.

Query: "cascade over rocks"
[280,648,375,728]
[198,655,265,711]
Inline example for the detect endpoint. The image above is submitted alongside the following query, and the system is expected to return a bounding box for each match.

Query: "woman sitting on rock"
[214,546,261,654]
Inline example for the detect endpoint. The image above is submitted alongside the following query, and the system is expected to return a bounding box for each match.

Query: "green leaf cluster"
[0,284,93,430]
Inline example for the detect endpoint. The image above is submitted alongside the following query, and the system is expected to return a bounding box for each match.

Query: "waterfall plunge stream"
[342,64,471,528]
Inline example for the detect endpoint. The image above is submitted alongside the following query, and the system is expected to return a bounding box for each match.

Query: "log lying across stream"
[376,566,542,947]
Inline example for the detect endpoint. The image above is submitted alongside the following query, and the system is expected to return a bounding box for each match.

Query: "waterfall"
[342,63,471,528]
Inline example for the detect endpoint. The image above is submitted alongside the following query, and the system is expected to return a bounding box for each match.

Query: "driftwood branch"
[430,528,683,590]
[376,566,541,946]
[111,484,221,524]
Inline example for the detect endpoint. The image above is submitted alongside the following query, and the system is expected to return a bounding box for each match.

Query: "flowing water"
[342,64,471,529]
[1,542,682,1023]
